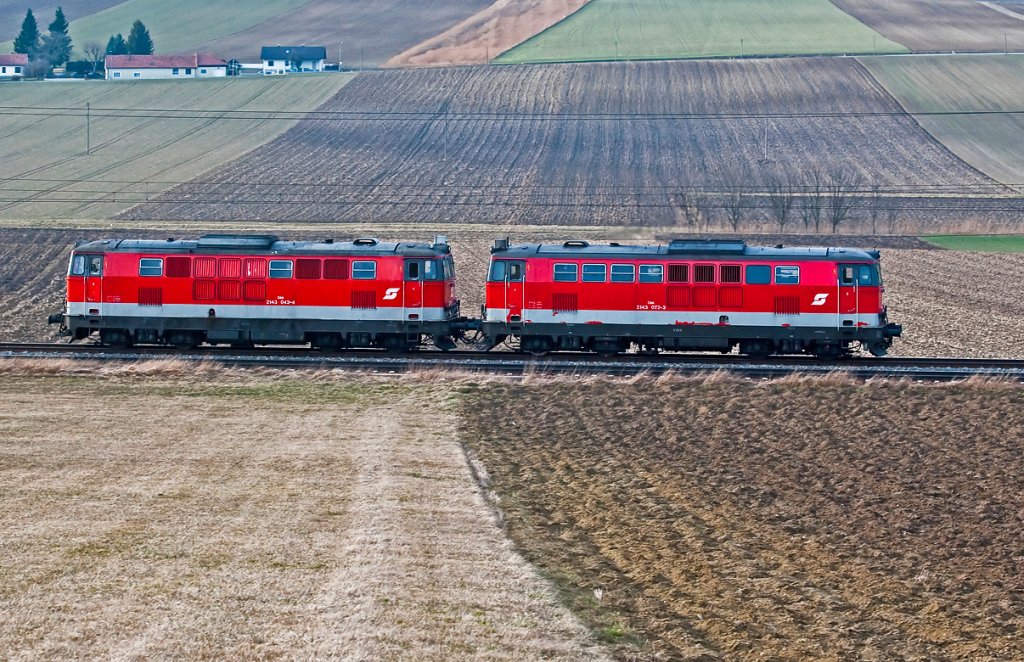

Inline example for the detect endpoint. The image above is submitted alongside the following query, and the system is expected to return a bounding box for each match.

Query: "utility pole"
[763,117,768,162]
[338,41,343,69]
[85,102,90,155]
[740,38,744,58]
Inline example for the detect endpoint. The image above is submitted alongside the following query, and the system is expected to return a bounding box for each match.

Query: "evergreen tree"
[42,7,72,67]
[106,33,128,55]
[13,9,40,55]
[48,7,69,34]
[126,19,153,55]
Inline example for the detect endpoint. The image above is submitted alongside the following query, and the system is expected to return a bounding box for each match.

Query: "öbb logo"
[383,287,400,301]
[811,293,829,306]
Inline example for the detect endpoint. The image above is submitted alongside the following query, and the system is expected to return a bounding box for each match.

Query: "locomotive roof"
[73,234,452,257]
[490,239,880,261]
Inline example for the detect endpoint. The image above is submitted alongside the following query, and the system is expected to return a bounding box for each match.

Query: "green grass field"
[923,235,1024,253]
[0,0,302,56]
[862,55,1024,188]
[495,0,907,64]
[0,74,353,221]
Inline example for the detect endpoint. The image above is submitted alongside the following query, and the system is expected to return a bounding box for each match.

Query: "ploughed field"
[461,378,1024,659]
[4,225,1024,359]
[120,59,1002,228]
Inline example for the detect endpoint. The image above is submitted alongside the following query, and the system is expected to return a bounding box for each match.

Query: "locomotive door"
[503,260,526,322]
[404,259,424,320]
[838,264,860,328]
[83,254,103,314]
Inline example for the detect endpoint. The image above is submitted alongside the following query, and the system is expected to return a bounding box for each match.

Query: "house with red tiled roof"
[104,53,227,80]
[0,53,28,80]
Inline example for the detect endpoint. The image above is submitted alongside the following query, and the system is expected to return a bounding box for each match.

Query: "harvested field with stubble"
[0,368,607,660]
[461,377,1024,660]
[119,59,1003,227]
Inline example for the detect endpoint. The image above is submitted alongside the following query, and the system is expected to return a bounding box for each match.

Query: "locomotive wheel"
[101,329,131,349]
[741,340,774,360]
[813,343,842,360]
[168,332,200,351]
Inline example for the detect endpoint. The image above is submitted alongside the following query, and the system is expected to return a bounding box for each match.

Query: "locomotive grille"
[693,286,717,307]
[166,256,190,277]
[243,280,266,302]
[193,280,215,301]
[218,280,241,301]
[775,296,801,315]
[667,286,690,308]
[719,286,743,308]
[352,291,377,309]
[552,293,578,313]
[138,288,162,306]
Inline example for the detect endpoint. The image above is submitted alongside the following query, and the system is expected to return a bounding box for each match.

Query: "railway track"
[3,342,1024,381]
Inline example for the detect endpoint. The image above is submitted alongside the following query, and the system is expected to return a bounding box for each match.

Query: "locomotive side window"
[720,265,741,284]
[86,255,103,276]
[639,265,663,283]
[745,265,771,285]
[775,266,800,284]
[407,261,420,280]
[139,258,163,277]
[839,266,855,286]
[442,256,455,279]
[423,260,439,281]
[858,265,877,286]
[70,255,86,276]
[352,260,376,280]
[489,261,506,282]
[553,263,578,282]
[668,264,688,283]
[582,264,607,283]
[694,264,715,283]
[269,260,293,279]
[611,264,635,283]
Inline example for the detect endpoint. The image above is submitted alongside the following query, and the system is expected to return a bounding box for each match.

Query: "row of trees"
[675,170,900,234]
[13,7,153,75]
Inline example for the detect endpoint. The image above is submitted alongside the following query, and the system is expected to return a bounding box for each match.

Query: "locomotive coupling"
[884,323,903,338]
[47,313,63,325]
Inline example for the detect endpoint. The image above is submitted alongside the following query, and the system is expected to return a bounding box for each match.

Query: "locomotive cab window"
[86,255,103,276]
[639,264,663,283]
[611,264,635,283]
[139,258,163,277]
[840,266,856,286]
[70,255,86,276]
[745,265,771,285]
[775,266,800,284]
[553,263,578,282]
[352,260,376,280]
[858,265,878,286]
[582,264,607,283]
[269,260,293,279]
[489,260,524,282]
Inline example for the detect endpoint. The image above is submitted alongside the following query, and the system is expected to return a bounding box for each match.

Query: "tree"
[13,9,40,55]
[799,169,824,232]
[824,169,863,233]
[83,42,104,73]
[48,6,69,34]
[866,183,882,235]
[765,172,795,232]
[106,33,128,55]
[722,183,745,232]
[675,189,708,231]
[127,19,154,55]
[38,31,72,67]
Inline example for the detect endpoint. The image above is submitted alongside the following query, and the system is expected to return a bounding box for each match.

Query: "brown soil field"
[188,0,494,66]
[831,0,1024,52]
[0,0,122,42]
[3,224,1023,359]
[0,369,607,659]
[118,59,1002,227]
[386,0,590,68]
[461,377,1024,659]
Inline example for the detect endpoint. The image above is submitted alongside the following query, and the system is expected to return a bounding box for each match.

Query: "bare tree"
[722,183,745,232]
[799,169,824,232]
[83,42,103,73]
[866,183,882,235]
[675,189,708,231]
[765,172,795,232]
[885,201,900,234]
[825,169,863,233]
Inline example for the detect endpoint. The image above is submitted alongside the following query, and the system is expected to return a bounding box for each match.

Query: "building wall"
[0,64,24,80]
[106,67,227,80]
[261,58,325,74]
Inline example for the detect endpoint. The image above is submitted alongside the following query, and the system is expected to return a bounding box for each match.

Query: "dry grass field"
[0,368,607,660]
[862,54,1024,188]
[461,377,1024,660]
[0,76,353,221]
[119,59,1000,227]
[3,224,1024,359]
[831,0,1024,52]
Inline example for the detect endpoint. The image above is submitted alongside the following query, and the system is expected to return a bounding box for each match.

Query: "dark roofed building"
[260,46,327,75]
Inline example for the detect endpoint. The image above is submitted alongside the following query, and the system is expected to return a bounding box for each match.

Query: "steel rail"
[2,342,1023,381]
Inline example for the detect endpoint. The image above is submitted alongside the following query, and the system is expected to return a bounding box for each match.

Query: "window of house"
[133,72,140,78]
[200,68,207,74]
[172,68,179,75]
[185,68,191,75]
[553,263,578,282]
[720,265,741,284]
[639,264,663,283]
[14,66,20,74]
[352,260,376,280]
[139,258,163,276]
[745,265,771,285]
[775,266,800,284]
[610,264,635,283]
[582,264,607,283]
[668,264,689,283]
[268,60,275,66]
[269,260,293,278]
[694,264,715,283]
[113,72,121,78]
[1,67,6,74]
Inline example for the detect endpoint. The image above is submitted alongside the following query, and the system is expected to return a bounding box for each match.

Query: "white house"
[0,53,28,80]
[105,54,227,80]
[260,46,326,75]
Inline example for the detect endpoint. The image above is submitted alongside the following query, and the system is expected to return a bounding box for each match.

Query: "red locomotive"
[481,239,901,358]
[51,234,462,351]
[50,234,901,359]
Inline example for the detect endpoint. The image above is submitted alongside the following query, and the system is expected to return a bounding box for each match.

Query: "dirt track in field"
[0,372,606,660]
[461,378,1024,660]
[386,0,589,67]
[118,59,1001,227]
[831,0,1024,52]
